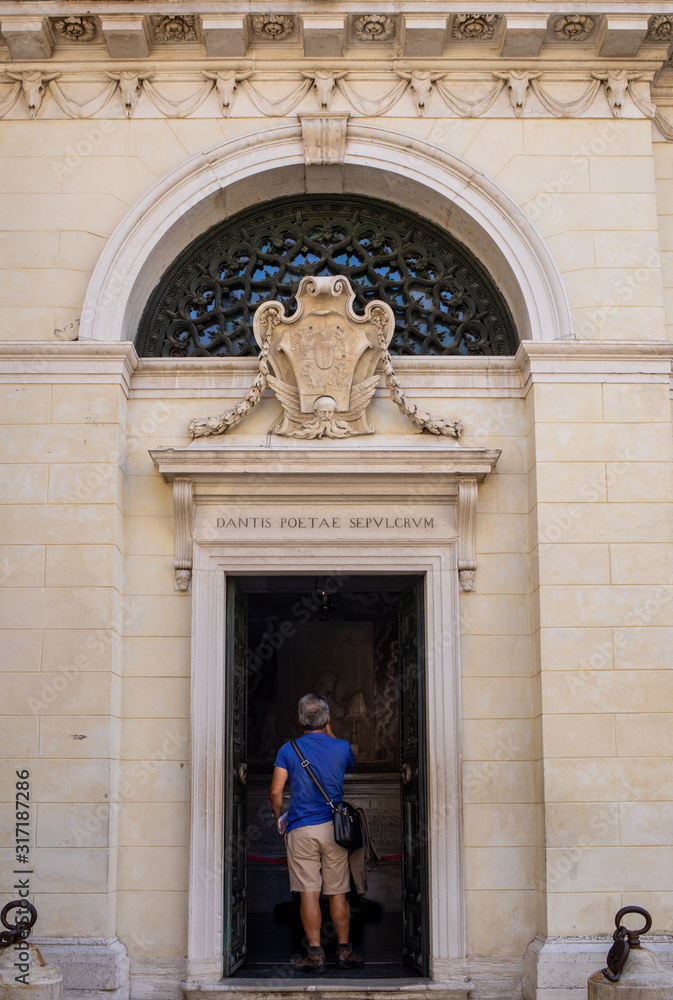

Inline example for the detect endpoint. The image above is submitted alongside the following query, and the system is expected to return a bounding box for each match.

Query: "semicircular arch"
[80,123,571,346]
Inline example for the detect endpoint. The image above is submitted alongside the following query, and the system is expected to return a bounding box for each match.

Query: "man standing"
[270,693,365,974]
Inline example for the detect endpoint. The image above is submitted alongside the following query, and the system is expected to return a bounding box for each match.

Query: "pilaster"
[0,342,137,1000]
[518,339,673,998]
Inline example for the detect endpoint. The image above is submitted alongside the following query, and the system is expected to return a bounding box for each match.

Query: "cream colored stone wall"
[117,393,191,959]
[525,351,673,939]
[433,118,665,342]
[459,393,537,958]
[0,362,130,939]
[654,141,673,341]
[2,340,673,997]
[0,116,667,344]
[2,82,673,1000]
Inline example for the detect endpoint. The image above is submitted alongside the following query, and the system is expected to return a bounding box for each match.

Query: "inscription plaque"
[195,505,455,542]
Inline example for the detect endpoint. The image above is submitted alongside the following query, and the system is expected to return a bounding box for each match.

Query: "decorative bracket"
[456,476,478,592]
[299,113,349,165]
[173,477,194,592]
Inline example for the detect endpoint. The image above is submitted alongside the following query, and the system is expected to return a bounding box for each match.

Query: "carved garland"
[0,68,671,137]
[189,313,276,439]
[188,302,461,441]
[371,307,462,439]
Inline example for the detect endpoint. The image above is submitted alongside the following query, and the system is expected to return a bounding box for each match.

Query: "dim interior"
[235,574,418,975]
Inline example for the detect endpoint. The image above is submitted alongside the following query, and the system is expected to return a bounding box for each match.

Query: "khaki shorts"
[285,820,350,895]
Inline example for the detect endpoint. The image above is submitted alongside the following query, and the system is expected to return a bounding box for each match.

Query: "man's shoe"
[292,947,327,974]
[335,944,365,970]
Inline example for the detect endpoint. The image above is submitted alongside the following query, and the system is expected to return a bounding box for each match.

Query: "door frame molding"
[187,545,462,983]
[150,436,500,985]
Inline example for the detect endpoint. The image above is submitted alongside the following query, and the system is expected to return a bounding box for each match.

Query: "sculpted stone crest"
[189,275,461,441]
[260,276,392,438]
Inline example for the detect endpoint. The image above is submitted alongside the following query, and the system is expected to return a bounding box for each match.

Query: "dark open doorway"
[224,574,428,979]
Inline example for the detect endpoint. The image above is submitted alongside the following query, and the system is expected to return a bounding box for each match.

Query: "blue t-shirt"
[274,732,355,833]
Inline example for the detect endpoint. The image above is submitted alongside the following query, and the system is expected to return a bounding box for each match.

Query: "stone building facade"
[1,4,673,1000]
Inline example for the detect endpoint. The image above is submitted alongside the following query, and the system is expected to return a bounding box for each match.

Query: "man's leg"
[299,891,323,947]
[320,827,364,970]
[286,826,328,972]
[328,893,350,945]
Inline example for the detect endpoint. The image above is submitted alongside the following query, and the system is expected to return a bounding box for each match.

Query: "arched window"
[136,194,517,358]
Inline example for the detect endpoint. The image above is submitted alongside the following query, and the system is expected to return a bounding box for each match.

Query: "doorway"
[224,574,429,979]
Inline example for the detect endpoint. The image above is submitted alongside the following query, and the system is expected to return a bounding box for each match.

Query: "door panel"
[224,580,248,975]
[399,579,429,976]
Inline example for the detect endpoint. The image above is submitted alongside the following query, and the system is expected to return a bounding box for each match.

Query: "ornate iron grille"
[137,195,517,357]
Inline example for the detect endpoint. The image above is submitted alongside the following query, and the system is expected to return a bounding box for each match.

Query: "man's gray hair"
[298,693,330,729]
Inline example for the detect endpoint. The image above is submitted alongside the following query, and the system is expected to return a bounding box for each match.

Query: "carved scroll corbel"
[173,477,194,592]
[456,477,478,592]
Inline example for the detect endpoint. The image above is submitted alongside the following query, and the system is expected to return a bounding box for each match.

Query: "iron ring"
[0,901,37,933]
[614,906,652,936]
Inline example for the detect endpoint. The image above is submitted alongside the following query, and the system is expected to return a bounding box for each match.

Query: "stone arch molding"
[80,123,572,346]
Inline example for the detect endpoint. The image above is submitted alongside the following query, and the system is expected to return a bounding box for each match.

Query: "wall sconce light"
[311,577,339,620]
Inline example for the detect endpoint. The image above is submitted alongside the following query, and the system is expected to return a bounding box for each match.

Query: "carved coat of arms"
[189,275,461,441]
[256,276,393,438]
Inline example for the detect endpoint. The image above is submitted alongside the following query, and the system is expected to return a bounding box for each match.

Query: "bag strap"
[290,739,335,812]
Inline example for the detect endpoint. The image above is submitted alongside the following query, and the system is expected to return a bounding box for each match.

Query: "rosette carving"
[151,15,198,44]
[353,15,396,42]
[251,15,294,40]
[452,14,498,41]
[647,15,673,43]
[52,16,96,42]
[553,15,595,41]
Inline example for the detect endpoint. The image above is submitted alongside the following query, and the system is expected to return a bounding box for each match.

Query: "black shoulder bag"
[291,740,363,851]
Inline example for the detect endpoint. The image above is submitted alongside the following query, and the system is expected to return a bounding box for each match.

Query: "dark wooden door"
[398,578,429,976]
[224,580,248,975]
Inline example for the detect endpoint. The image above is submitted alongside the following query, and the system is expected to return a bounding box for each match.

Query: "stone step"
[182,979,474,1000]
